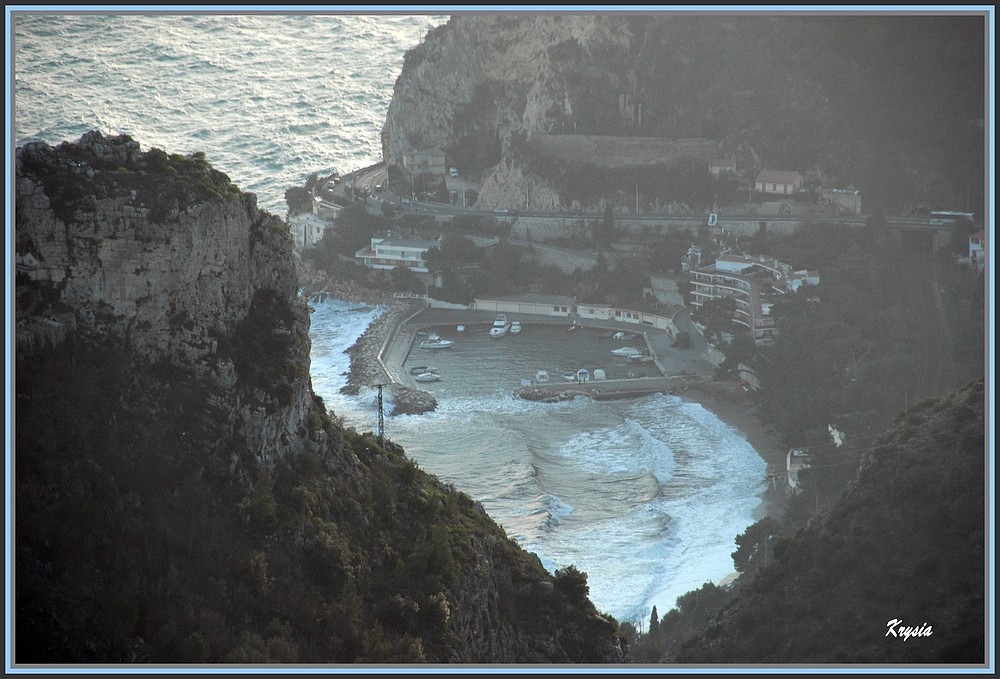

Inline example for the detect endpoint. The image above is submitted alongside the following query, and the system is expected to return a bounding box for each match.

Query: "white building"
[690,253,819,345]
[708,159,737,177]
[473,294,575,317]
[969,230,985,271]
[355,235,438,273]
[402,147,447,180]
[289,212,332,251]
[754,169,802,195]
[786,449,811,495]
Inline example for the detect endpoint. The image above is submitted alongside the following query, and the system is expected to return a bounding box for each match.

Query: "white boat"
[456,325,465,332]
[510,321,522,334]
[414,372,442,383]
[419,333,454,349]
[613,331,637,340]
[534,370,550,384]
[611,347,642,357]
[409,365,438,375]
[490,314,511,338]
[561,371,578,382]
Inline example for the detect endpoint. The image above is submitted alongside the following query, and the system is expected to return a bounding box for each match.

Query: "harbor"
[374,303,723,403]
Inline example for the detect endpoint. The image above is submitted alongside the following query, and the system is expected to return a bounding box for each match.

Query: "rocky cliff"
[14,131,627,664]
[382,14,984,215]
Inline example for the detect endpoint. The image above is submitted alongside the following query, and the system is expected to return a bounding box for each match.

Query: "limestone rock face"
[382,15,633,208]
[16,131,312,465]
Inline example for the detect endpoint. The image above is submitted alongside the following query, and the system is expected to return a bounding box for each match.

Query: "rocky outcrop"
[384,15,985,217]
[16,131,312,466]
[383,16,631,164]
[15,131,626,664]
[382,16,634,210]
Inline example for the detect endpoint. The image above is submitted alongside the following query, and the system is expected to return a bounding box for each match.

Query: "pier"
[517,373,706,402]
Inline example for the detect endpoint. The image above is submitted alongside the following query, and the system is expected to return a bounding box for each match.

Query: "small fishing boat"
[534,370,550,384]
[456,325,465,332]
[510,321,522,334]
[409,365,438,375]
[613,331,637,340]
[414,372,442,383]
[611,347,642,357]
[419,333,455,349]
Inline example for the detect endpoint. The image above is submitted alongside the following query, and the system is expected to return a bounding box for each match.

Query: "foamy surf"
[308,300,765,624]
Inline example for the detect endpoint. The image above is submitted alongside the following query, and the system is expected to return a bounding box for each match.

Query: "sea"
[13,13,766,625]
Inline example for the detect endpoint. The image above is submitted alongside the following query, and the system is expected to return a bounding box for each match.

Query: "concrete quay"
[379,304,720,399]
[517,373,705,403]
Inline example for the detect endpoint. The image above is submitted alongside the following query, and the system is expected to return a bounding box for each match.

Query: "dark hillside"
[14,132,627,664]
[673,380,985,664]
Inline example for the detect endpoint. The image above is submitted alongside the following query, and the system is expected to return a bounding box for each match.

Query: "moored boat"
[613,331,637,340]
[534,370,550,384]
[409,365,439,375]
[490,314,511,338]
[419,333,455,349]
[510,321,522,334]
[414,372,442,383]
[611,347,642,357]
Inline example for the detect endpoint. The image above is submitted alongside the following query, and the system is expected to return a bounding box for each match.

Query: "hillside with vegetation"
[627,379,985,664]
[14,133,627,664]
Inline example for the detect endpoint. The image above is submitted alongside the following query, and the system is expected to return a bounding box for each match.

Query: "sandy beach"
[679,381,788,521]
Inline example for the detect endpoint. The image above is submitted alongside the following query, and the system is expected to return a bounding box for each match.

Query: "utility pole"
[375,384,386,443]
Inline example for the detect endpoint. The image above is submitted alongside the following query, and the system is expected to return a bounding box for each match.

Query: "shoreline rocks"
[339,302,408,396]
[329,292,439,415]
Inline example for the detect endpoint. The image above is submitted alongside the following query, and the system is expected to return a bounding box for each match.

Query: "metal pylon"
[375,384,386,443]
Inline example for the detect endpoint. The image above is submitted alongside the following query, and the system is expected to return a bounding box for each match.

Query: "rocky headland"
[14,131,627,664]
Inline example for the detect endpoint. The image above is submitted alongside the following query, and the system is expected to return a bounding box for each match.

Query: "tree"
[436,178,451,204]
[284,185,313,215]
[649,606,660,634]
[602,203,615,244]
[390,266,421,293]
[553,565,590,605]
[692,297,739,345]
[732,516,779,573]
[328,204,379,258]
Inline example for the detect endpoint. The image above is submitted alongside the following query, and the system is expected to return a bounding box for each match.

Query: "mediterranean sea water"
[14,13,766,625]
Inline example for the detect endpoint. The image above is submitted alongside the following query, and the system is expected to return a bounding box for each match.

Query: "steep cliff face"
[382,15,633,210]
[382,15,630,162]
[16,132,311,466]
[14,132,627,664]
[382,14,985,214]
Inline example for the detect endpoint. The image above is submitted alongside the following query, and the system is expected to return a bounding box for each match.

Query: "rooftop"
[477,293,577,305]
[755,169,801,184]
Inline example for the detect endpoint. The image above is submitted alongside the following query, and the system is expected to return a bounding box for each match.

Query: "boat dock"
[516,374,704,402]
[372,303,721,400]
